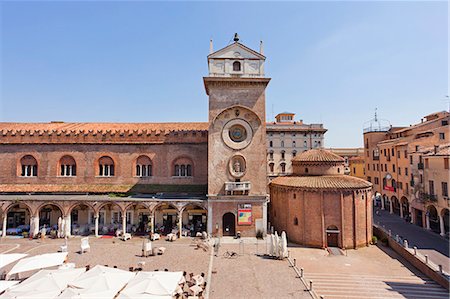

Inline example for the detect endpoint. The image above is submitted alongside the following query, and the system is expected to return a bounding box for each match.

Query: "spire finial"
[233,33,239,42]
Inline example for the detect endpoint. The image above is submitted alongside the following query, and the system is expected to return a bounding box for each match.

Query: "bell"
[233,33,239,42]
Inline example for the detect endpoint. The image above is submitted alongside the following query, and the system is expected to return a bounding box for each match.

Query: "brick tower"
[204,34,270,237]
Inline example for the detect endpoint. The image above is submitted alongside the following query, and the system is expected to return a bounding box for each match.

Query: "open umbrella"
[117,271,182,298]
[0,281,19,293]
[7,252,68,277]
[1,268,85,299]
[60,265,135,299]
[0,254,28,270]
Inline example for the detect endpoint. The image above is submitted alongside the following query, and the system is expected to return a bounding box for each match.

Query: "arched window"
[269,141,273,147]
[20,155,37,177]
[136,155,152,177]
[280,163,286,173]
[233,61,241,71]
[269,163,274,173]
[281,150,285,160]
[294,217,298,226]
[173,157,193,177]
[304,140,307,147]
[59,155,76,176]
[292,140,296,148]
[98,156,115,177]
[292,150,297,157]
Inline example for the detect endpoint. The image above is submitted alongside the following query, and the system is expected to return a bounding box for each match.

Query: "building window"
[269,163,274,173]
[281,141,284,148]
[398,168,401,175]
[398,182,403,190]
[269,141,273,148]
[173,157,193,177]
[439,133,445,140]
[442,120,449,126]
[391,148,394,156]
[136,155,152,177]
[294,217,298,226]
[442,182,448,197]
[59,155,76,177]
[405,168,408,176]
[98,156,115,177]
[305,167,308,173]
[292,150,297,157]
[292,140,296,148]
[20,155,38,177]
[409,155,413,165]
[281,151,285,160]
[293,193,296,199]
[374,177,379,185]
[280,163,286,173]
[376,164,379,171]
[269,151,274,160]
[367,176,371,182]
[445,158,449,169]
[233,61,241,71]
[429,180,434,195]
[304,140,307,147]
[404,150,407,158]
[424,158,429,169]
[392,164,395,173]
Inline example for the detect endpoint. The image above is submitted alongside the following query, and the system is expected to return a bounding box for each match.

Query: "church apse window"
[233,61,241,71]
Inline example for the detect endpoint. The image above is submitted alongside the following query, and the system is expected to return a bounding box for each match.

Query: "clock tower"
[204,34,270,237]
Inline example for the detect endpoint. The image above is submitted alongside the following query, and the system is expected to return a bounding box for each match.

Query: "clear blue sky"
[0,1,447,147]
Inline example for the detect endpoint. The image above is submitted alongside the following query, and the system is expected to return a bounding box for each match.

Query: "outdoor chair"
[60,244,68,253]
[122,233,132,241]
[80,237,90,253]
[157,247,166,255]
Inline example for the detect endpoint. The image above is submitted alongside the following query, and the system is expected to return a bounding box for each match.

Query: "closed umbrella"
[274,231,279,258]
[1,268,85,299]
[0,254,27,270]
[281,231,288,259]
[57,218,62,239]
[7,252,68,277]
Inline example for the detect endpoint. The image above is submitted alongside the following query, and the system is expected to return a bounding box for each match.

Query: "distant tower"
[204,34,270,237]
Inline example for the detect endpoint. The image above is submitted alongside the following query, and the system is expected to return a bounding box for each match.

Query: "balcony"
[419,192,437,202]
[418,163,424,170]
[225,181,251,195]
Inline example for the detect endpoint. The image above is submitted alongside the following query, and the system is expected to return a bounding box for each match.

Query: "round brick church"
[269,149,373,249]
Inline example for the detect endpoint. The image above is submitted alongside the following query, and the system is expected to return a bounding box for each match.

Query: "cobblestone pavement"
[374,209,450,273]
[289,244,449,299]
[208,241,311,299]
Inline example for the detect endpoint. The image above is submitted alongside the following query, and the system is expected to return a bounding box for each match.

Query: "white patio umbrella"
[281,231,288,259]
[7,252,68,277]
[0,254,28,270]
[0,281,19,294]
[270,234,275,257]
[117,271,183,298]
[59,265,135,299]
[1,268,85,299]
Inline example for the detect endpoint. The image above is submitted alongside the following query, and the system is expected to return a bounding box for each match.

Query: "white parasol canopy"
[0,281,19,294]
[0,254,28,270]
[59,265,135,299]
[1,268,85,299]
[7,252,68,277]
[117,271,183,299]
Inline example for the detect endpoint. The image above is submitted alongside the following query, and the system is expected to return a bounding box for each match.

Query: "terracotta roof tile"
[292,149,344,163]
[270,175,372,190]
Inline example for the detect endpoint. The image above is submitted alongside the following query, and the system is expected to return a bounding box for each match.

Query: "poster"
[238,208,252,225]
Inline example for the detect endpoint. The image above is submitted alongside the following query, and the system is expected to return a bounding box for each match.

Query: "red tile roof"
[292,149,344,163]
[270,175,372,190]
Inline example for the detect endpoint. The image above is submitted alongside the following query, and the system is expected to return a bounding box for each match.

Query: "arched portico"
[400,197,409,220]
[181,203,207,237]
[38,204,63,237]
[2,203,32,237]
[96,202,125,236]
[440,208,449,237]
[152,203,179,235]
[391,196,400,216]
[69,203,95,236]
[124,203,151,235]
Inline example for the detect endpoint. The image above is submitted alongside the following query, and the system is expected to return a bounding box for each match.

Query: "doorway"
[326,225,339,247]
[223,212,236,236]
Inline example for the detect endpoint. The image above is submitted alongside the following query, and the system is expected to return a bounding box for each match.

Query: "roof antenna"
[374,107,378,122]
[233,33,239,42]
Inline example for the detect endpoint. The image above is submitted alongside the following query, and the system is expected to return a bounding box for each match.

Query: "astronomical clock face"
[222,118,253,150]
[229,124,247,142]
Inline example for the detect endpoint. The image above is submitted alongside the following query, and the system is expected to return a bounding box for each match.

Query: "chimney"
[260,40,264,54]
[209,39,213,54]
